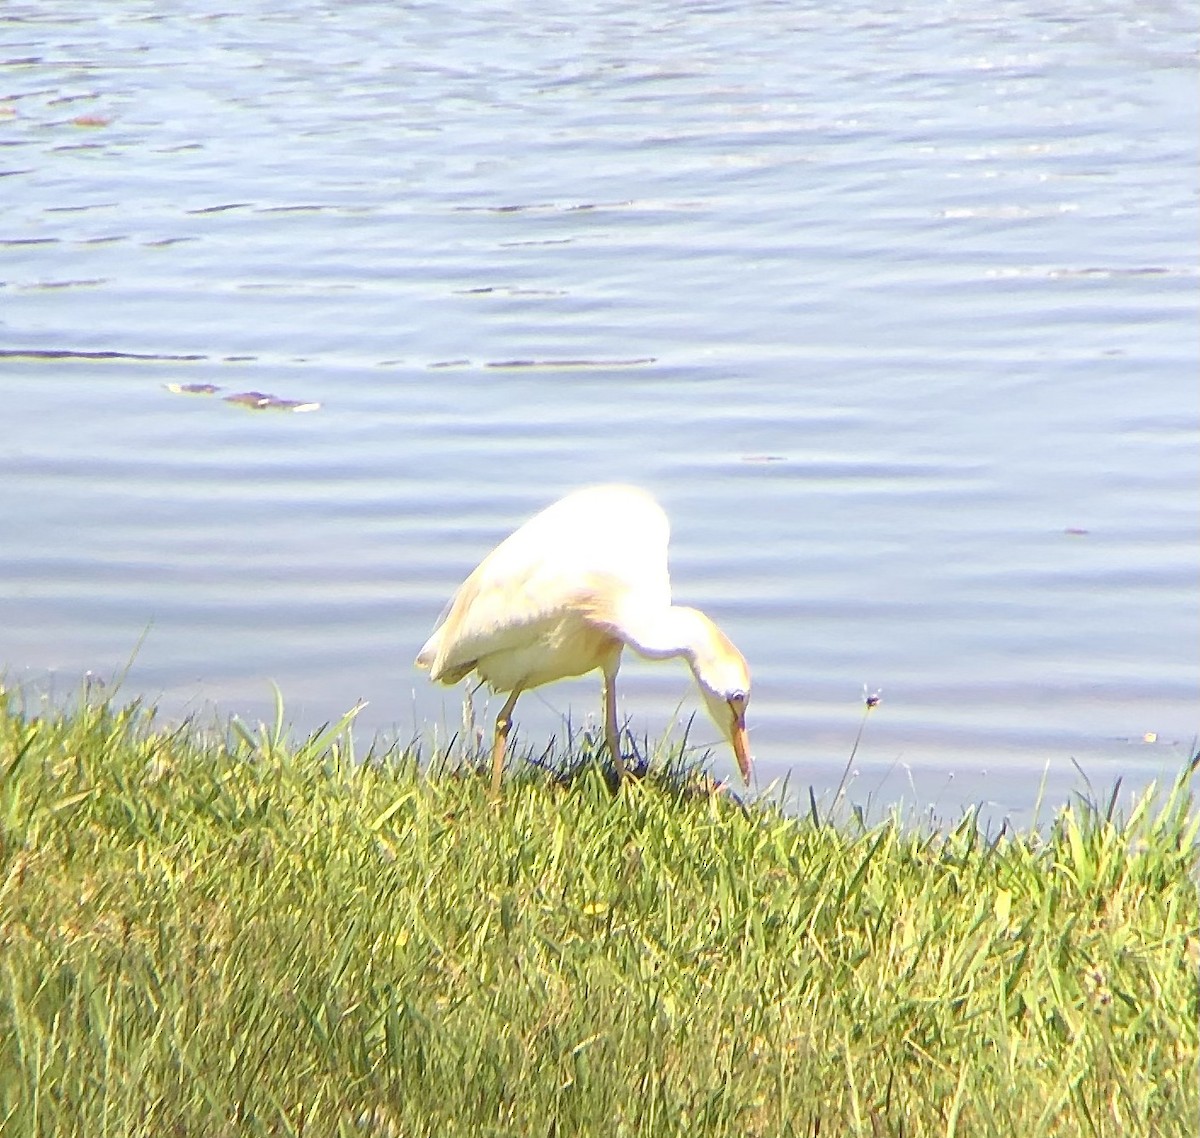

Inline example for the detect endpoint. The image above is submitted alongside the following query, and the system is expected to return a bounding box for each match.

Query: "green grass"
[0,687,1196,1137]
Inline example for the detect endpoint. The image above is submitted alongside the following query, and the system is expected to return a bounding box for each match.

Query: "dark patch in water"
[1,348,206,361]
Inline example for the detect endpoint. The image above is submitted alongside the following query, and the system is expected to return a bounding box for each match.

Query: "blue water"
[1,0,1196,824]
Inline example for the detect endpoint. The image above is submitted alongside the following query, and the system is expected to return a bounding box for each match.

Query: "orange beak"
[729,707,752,784]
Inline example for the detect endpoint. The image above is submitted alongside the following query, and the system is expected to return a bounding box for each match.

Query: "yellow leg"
[603,669,627,788]
[490,689,521,800]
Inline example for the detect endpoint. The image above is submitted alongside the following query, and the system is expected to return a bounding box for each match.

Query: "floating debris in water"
[165,382,220,395]
[222,390,274,408]
[163,382,320,411]
[223,390,320,412]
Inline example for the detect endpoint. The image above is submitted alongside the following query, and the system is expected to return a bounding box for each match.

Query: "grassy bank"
[0,690,1196,1137]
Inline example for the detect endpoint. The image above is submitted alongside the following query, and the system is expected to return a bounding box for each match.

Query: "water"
[2,0,1196,824]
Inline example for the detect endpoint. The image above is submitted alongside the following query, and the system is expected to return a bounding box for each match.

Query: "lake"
[2,0,1196,825]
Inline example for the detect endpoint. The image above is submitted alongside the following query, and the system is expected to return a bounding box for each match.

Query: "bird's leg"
[603,669,627,788]
[490,689,521,800]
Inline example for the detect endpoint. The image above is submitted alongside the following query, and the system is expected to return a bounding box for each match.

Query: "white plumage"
[417,485,751,795]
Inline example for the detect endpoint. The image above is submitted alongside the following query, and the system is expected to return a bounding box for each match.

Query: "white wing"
[418,485,672,682]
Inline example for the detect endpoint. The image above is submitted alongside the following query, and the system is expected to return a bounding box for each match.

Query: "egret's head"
[686,615,752,784]
[699,683,751,784]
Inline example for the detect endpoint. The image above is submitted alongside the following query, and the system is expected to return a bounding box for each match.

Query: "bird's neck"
[617,604,716,664]
[608,598,748,709]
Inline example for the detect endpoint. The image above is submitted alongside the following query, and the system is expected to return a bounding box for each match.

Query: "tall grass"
[0,687,1196,1136]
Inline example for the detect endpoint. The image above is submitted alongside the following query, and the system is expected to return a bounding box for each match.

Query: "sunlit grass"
[0,687,1196,1137]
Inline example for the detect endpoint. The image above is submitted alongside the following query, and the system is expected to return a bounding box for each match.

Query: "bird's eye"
[728,690,747,705]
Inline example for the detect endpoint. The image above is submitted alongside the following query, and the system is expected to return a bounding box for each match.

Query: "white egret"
[416,484,752,795]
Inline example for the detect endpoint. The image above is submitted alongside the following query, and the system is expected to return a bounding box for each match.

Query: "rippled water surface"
[2,0,1196,822]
